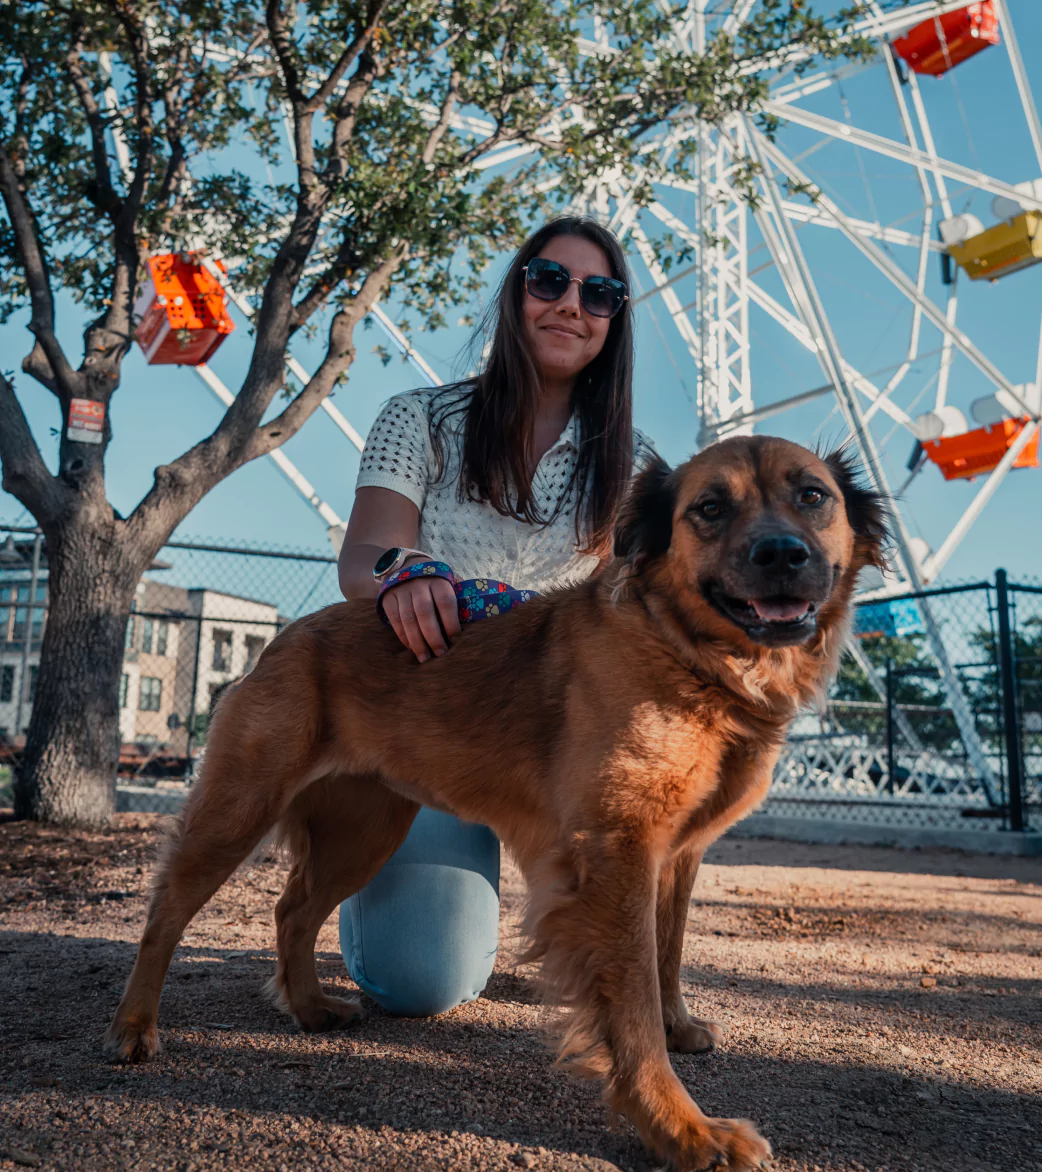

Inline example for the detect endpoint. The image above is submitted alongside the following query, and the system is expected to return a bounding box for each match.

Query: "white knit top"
[356,386,657,592]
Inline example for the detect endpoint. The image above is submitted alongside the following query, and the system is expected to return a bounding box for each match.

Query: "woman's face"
[522,234,615,390]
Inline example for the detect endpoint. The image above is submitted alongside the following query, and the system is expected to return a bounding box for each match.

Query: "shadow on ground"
[1,930,1040,1172]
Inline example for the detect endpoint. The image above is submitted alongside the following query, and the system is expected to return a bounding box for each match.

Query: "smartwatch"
[372,547,434,582]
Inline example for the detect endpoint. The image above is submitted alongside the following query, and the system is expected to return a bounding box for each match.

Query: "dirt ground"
[0,814,1039,1172]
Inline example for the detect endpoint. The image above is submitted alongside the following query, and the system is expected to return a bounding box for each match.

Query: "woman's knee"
[340,809,500,1017]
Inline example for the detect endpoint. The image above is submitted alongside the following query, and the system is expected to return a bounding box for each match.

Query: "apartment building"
[0,536,281,749]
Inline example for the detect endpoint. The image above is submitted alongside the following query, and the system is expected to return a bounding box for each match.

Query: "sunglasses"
[522,257,629,319]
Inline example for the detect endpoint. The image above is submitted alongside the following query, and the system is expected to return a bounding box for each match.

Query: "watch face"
[373,547,403,578]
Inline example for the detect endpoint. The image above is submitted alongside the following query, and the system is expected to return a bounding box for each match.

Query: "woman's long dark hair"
[429,216,635,555]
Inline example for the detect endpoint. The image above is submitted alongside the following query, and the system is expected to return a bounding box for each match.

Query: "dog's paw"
[294,993,363,1033]
[665,1016,724,1055]
[675,1116,771,1171]
[103,1014,160,1064]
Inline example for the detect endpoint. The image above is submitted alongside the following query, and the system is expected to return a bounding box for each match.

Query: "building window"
[119,673,129,709]
[0,587,12,643]
[156,620,169,656]
[124,615,136,651]
[244,635,267,673]
[141,618,154,654]
[139,676,162,712]
[28,666,37,703]
[211,629,232,672]
[0,665,13,703]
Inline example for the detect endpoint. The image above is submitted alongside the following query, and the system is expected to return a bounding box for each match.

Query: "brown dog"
[105,436,887,1171]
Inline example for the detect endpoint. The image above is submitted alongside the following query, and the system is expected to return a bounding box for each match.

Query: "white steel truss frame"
[744,122,1000,802]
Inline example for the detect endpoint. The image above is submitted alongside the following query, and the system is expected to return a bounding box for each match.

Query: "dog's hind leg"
[529,840,769,1172]
[104,705,313,1063]
[270,774,417,1032]
[657,846,723,1055]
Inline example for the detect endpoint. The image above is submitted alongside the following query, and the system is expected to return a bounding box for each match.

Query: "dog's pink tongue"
[750,597,811,622]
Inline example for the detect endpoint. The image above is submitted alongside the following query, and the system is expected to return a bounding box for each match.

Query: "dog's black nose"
[749,534,810,570]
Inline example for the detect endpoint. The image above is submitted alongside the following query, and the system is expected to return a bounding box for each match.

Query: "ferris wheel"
[124,1,1042,599]
[594,0,1042,596]
[115,0,1041,795]
[575,0,1042,791]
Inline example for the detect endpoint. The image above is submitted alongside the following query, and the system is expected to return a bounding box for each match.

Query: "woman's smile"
[541,322,585,339]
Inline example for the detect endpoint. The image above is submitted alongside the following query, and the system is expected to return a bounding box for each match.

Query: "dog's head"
[614,436,889,650]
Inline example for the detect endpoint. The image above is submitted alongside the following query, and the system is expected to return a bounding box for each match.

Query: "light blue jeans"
[339,807,500,1016]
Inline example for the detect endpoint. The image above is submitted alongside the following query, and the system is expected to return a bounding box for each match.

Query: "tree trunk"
[13,521,144,826]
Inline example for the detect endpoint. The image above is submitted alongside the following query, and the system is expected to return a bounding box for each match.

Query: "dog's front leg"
[657,846,723,1055]
[531,837,769,1171]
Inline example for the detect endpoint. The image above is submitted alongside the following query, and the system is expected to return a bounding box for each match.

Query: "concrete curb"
[730,813,1042,857]
[114,787,1042,858]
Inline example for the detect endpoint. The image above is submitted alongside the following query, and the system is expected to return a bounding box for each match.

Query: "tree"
[0,0,872,825]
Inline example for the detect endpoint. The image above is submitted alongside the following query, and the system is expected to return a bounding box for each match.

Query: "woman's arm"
[338,486,423,601]
[338,486,461,662]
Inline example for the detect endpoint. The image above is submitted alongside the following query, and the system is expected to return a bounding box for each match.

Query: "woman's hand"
[380,573,462,663]
[337,486,461,662]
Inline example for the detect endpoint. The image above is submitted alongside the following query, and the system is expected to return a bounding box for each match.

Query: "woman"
[336,216,655,1016]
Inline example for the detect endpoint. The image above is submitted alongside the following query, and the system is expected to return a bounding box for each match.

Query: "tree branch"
[99,0,154,351]
[255,245,408,451]
[0,371,66,525]
[0,142,78,397]
[421,70,461,165]
[289,237,360,329]
[65,26,122,222]
[105,0,154,228]
[307,0,389,113]
[11,57,33,179]
[327,50,381,176]
[266,0,321,195]
[264,0,307,106]
[152,40,193,234]
[127,239,408,552]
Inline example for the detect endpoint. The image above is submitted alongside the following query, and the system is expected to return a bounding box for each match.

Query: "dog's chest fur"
[595,686,784,848]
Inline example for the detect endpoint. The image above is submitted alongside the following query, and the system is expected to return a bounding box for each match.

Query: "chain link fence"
[0,521,1038,834]
[770,577,1040,833]
[0,526,341,813]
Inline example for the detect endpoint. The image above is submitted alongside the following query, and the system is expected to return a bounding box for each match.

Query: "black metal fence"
[0,521,1039,835]
[770,573,1041,834]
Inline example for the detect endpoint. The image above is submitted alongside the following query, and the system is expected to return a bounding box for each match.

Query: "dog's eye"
[697,500,724,519]
[800,487,827,506]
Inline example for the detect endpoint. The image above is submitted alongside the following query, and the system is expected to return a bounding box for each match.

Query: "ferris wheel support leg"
[901,67,961,413]
[755,133,1038,417]
[745,124,1001,806]
[994,0,1042,178]
[627,223,703,372]
[867,11,933,413]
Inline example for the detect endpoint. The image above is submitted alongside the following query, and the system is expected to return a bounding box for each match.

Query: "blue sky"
[3,1,1041,585]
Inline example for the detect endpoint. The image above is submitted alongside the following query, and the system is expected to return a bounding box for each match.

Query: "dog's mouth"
[706,586,820,644]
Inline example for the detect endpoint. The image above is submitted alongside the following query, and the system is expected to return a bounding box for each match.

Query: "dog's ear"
[824,447,891,569]
[613,455,676,573]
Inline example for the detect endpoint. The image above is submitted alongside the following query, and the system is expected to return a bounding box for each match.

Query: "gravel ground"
[1,813,1040,1172]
